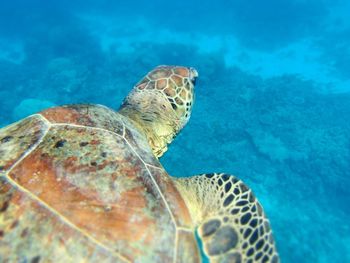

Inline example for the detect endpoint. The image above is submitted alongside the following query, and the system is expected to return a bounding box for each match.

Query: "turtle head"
[119,65,198,158]
[136,65,198,128]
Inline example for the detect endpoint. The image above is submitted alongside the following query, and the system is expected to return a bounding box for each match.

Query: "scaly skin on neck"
[118,65,197,158]
[118,90,180,158]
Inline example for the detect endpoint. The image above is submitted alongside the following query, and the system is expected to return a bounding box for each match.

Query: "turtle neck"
[118,91,180,158]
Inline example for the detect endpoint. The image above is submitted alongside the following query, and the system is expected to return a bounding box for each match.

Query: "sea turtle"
[0,65,279,263]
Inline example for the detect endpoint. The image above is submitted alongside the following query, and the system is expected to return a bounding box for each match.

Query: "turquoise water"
[1,1,350,262]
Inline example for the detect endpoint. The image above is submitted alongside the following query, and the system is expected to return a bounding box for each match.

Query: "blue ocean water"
[0,0,349,262]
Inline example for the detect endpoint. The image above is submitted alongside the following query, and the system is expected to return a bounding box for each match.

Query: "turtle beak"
[189,67,198,86]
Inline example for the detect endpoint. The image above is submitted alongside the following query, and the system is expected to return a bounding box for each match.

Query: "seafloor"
[0,1,349,262]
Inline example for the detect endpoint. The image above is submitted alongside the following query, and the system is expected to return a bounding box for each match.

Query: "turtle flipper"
[174,173,279,263]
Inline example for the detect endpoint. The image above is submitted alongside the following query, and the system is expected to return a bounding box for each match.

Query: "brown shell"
[0,104,199,263]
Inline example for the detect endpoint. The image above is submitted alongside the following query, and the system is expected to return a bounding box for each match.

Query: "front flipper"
[174,173,279,263]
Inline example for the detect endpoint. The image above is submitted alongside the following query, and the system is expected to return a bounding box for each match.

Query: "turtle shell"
[0,104,199,263]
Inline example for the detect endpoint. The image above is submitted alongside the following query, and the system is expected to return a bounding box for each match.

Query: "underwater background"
[0,0,349,262]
